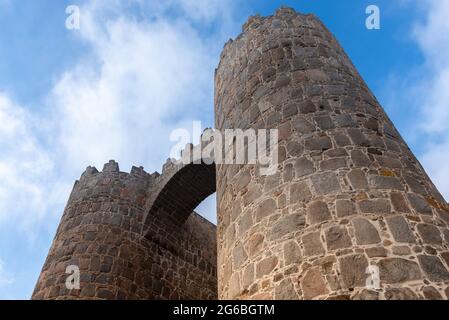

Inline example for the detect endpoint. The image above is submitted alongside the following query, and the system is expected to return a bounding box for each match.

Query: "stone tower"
[33,7,449,300]
[215,7,449,300]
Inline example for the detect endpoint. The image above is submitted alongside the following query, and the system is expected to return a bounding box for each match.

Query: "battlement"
[150,130,217,189]
[77,160,161,191]
[69,135,217,228]
[80,160,158,179]
[219,6,321,65]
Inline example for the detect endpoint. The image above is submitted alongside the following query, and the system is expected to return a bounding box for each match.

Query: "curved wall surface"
[215,7,449,300]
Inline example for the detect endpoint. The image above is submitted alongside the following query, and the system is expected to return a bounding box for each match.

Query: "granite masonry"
[33,7,449,300]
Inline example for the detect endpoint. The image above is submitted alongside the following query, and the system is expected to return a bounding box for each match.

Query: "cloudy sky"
[0,0,448,299]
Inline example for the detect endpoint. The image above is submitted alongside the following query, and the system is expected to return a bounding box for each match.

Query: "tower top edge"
[218,6,322,67]
[79,160,160,181]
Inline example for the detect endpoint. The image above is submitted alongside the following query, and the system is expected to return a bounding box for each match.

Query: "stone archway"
[140,159,218,299]
[143,160,216,238]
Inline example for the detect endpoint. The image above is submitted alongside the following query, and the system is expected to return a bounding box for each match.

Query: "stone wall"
[215,7,449,300]
[33,7,449,301]
[32,160,217,300]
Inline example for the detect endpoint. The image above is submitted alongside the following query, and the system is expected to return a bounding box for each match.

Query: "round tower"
[31,161,159,299]
[215,7,449,300]
[32,160,217,300]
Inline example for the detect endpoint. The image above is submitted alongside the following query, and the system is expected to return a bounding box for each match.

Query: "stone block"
[320,158,347,171]
[301,268,328,299]
[270,213,305,240]
[256,198,277,221]
[407,194,433,215]
[386,216,415,243]
[290,182,312,203]
[390,192,410,213]
[295,158,315,177]
[350,150,371,167]
[305,136,332,151]
[378,258,422,284]
[422,286,443,300]
[302,232,325,257]
[369,175,404,191]
[352,218,381,245]
[256,256,279,278]
[336,200,356,217]
[314,115,335,130]
[417,224,442,245]
[325,226,352,250]
[418,255,449,282]
[275,278,299,300]
[358,199,391,214]
[293,116,315,133]
[339,254,368,289]
[384,288,418,300]
[298,100,316,114]
[347,128,369,147]
[311,172,341,195]
[284,241,301,266]
[348,170,368,190]
[307,201,332,224]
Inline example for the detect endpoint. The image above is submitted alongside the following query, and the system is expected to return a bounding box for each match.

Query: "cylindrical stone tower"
[32,161,217,300]
[215,7,449,300]
[32,161,156,299]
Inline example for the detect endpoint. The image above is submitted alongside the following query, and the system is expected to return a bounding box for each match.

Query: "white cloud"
[50,0,237,175]
[421,140,449,198]
[409,0,449,201]
[0,93,54,229]
[413,0,449,133]
[0,0,238,236]
[0,258,14,286]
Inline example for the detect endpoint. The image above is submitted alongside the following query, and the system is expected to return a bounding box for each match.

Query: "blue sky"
[0,0,448,299]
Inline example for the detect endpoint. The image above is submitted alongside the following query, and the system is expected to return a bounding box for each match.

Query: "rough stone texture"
[423,286,443,300]
[352,218,381,245]
[325,226,352,250]
[301,268,328,299]
[418,256,449,282]
[33,161,217,300]
[275,278,298,300]
[302,232,325,257]
[378,258,422,284]
[339,254,369,289]
[417,224,442,245]
[384,288,418,300]
[34,7,449,301]
[215,7,449,300]
[386,216,415,243]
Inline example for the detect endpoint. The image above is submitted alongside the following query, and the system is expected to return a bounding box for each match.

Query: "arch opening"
[195,192,217,225]
[139,161,218,299]
[142,161,216,238]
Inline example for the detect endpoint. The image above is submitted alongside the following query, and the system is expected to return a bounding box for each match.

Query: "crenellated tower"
[32,159,217,300]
